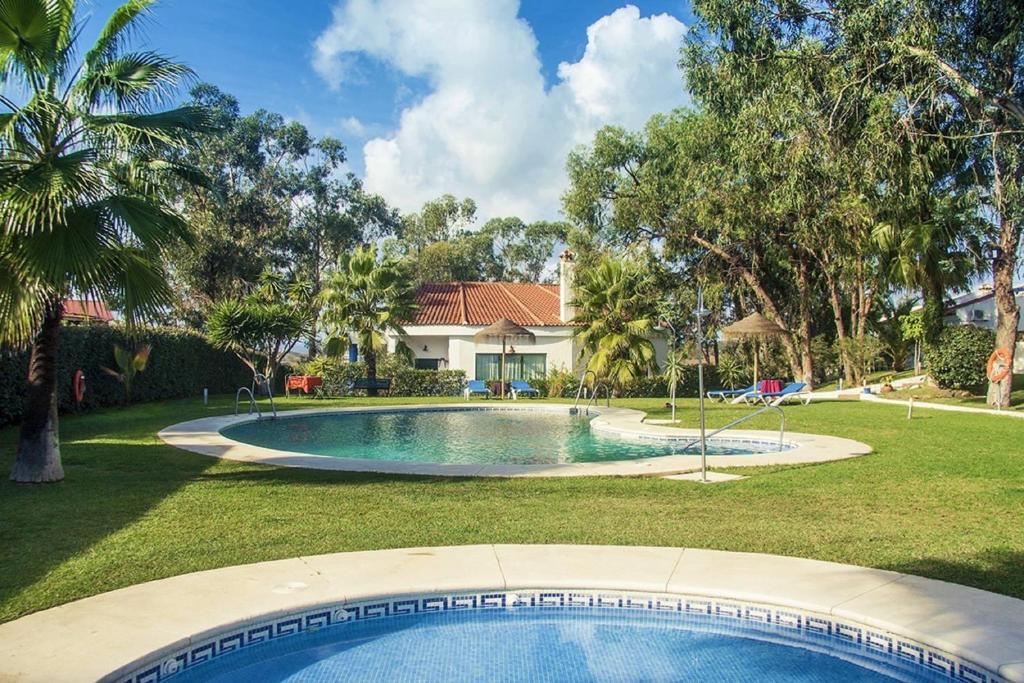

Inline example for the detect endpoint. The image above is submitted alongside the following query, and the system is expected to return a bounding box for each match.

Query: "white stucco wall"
[389,325,671,379]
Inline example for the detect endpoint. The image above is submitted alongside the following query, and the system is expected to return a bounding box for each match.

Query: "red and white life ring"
[986,349,1012,383]
[73,370,86,404]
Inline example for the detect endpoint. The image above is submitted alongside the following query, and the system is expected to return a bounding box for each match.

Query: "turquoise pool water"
[171,606,944,682]
[221,409,783,465]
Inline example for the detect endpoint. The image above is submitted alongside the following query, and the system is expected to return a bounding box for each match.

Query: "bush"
[617,366,720,398]
[925,325,994,391]
[298,356,466,397]
[0,325,252,426]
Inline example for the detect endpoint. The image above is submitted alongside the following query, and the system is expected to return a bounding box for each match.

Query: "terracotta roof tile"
[410,282,563,326]
[63,299,113,321]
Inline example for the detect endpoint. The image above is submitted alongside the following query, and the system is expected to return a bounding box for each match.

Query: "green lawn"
[888,374,1024,411]
[1,394,1022,624]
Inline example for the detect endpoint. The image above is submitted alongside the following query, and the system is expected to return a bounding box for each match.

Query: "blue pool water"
[221,409,783,464]
[172,607,945,682]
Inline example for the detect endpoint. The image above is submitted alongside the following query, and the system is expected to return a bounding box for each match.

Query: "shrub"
[618,365,719,398]
[0,325,251,426]
[925,325,994,391]
[298,356,466,397]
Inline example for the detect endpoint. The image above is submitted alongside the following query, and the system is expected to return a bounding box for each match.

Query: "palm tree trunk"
[365,346,379,397]
[11,300,65,483]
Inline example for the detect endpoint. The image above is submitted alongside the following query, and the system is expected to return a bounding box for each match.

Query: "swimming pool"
[167,600,948,682]
[220,408,789,465]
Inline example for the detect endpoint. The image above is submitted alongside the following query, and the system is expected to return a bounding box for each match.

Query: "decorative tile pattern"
[117,590,1006,683]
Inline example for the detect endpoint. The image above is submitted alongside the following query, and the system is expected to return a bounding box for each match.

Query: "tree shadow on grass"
[0,435,221,620]
[881,548,1024,600]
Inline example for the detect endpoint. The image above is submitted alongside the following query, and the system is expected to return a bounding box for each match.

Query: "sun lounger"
[707,384,756,402]
[464,380,491,400]
[509,380,540,400]
[742,382,811,406]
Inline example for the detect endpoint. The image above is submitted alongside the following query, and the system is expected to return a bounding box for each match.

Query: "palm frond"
[77,50,192,107]
[86,106,216,148]
[104,194,192,248]
[84,0,153,68]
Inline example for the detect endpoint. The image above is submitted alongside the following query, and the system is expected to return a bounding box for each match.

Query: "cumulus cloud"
[313,2,687,222]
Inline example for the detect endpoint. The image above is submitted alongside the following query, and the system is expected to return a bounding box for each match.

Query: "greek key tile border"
[117,590,1005,683]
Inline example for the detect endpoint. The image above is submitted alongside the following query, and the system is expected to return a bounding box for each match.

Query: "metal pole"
[696,288,707,482]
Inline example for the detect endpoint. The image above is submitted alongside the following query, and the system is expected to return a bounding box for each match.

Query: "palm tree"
[319,245,417,394]
[0,0,213,482]
[571,257,658,389]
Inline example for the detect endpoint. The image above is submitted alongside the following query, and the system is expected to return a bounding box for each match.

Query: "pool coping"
[0,545,1020,682]
[156,403,872,477]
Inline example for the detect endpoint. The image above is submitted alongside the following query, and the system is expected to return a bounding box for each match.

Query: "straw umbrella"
[474,318,536,398]
[721,312,786,388]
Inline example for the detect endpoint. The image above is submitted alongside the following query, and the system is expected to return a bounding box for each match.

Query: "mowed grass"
[1,394,1022,623]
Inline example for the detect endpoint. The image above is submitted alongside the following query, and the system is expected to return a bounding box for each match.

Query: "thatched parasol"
[474,319,536,398]
[721,312,786,388]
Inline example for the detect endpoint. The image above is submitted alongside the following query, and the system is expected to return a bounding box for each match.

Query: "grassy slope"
[1,395,1022,623]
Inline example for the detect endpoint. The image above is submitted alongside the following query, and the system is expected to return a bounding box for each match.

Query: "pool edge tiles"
[116,589,1005,683]
[2,546,1022,682]
[158,403,873,476]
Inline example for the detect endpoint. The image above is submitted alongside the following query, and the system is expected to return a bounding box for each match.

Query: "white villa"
[386,250,668,382]
[941,283,1024,370]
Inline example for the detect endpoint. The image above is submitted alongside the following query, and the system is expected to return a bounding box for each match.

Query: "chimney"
[559,249,576,323]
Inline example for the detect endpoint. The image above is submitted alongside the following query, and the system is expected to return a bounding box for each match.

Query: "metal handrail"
[234,373,278,420]
[570,370,597,415]
[584,382,611,415]
[679,404,786,452]
[235,387,260,418]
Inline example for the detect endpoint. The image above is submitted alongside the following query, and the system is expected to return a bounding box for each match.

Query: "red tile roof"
[63,299,113,322]
[409,282,564,326]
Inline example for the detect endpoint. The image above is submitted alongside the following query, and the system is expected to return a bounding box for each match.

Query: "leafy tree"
[399,194,477,253]
[0,0,214,482]
[571,257,659,389]
[900,309,927,374]
[319,245,417,394]
[871,299,917,372]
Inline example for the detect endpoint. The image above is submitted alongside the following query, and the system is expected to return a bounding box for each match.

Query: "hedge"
[297,357,466,397]
[0,325,252,427]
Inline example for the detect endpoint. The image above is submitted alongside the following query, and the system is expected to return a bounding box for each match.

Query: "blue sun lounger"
[464,380,491,400]
[706,384,756,402]
[510,380,540,399]
[742,382,811,406]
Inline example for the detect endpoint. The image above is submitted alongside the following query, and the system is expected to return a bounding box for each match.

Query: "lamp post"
[658,317,678,424]
[695,288,708,483]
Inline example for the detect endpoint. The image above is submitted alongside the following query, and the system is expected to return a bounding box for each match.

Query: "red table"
[286,375,323,396]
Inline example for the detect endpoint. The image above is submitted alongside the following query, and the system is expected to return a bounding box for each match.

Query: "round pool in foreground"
[170,603,943,682]
[220,408,784,465]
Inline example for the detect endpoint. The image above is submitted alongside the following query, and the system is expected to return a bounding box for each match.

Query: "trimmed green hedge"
[297,357,466,397]
[0,325,252,426]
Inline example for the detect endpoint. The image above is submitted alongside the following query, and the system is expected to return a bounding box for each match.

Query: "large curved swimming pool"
[170,603,945,682]
[221,409,787,465]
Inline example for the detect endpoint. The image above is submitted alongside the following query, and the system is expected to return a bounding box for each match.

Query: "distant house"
[941,284,1024,371]
[385,250,668,382]
[63,299,114,325]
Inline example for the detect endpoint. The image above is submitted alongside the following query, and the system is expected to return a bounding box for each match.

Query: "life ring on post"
[986,349,1012,383]
[72,370,86,405]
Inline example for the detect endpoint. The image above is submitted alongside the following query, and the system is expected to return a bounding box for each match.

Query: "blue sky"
[81,1,695,221]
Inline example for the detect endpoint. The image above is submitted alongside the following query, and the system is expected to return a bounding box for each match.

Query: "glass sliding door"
[475,353,546,381]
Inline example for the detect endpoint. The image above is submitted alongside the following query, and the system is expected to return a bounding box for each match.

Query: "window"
[474,353,546,380]
[972,309,986,321]
[415,358,441,370]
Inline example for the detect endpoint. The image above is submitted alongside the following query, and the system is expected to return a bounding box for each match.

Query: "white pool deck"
[157,403,872,477]
[0,545,1020,682]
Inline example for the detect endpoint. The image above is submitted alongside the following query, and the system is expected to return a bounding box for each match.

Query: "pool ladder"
[235,373,278,421]
[570,370,610,415]
[678,404,786,453]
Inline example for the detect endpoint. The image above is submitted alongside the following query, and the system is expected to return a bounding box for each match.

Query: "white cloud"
[313,2,687,222]
[339,115,368,138]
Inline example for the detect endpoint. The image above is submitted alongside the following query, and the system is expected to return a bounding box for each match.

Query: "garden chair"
[742,382,811,406]
[706,383,756,402]
[509,380,541,400]
[464,380,491,400]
